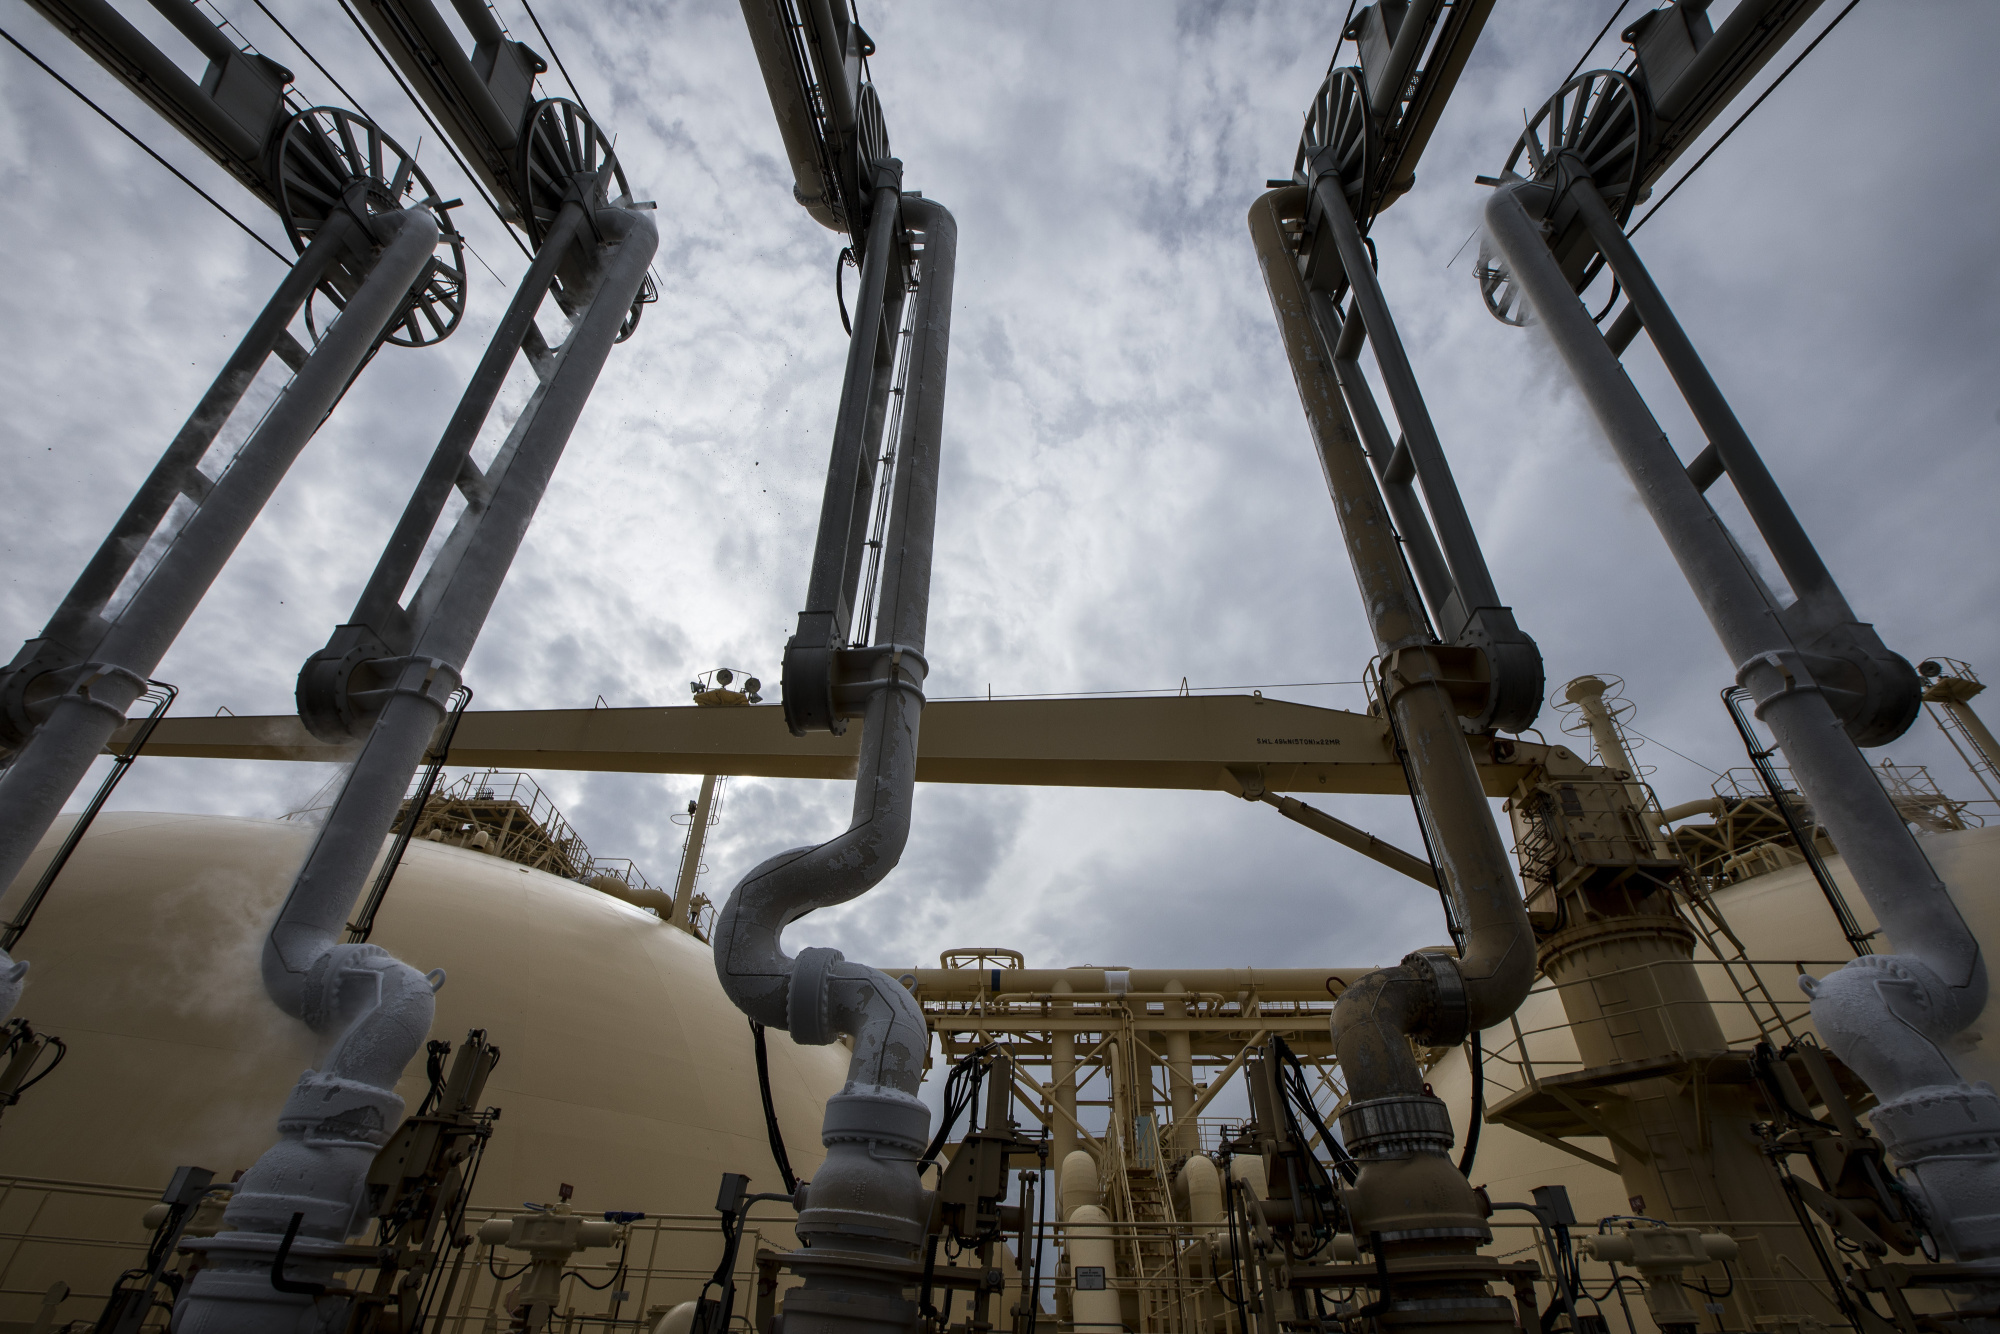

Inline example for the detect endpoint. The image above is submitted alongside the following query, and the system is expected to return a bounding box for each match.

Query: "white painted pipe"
[1064,1204,1123,1334]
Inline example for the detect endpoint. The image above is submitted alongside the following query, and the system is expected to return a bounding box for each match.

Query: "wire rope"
[1629,0,1862,235]
[1562,0,1631,90]
[0,27,292,265]
[332,0,533,259]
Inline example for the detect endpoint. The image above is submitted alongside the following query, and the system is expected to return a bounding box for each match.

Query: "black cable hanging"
[919,1045,993,1172]
[0,28,291,265]
[749,1020,799,1195]
[1457,1029,1483,1178]
[836,246,856,335]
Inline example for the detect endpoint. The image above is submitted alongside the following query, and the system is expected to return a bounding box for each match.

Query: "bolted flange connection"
[1341,1094,1456,1161]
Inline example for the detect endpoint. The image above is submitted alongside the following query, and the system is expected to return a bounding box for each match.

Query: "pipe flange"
[790,946,844,1045]
[821,1088,930,1153]
[1871,1084,2000,1160]
[1341,1094,1455,1160]
[1404,952,1470,1047]
[278,1071,405,1149]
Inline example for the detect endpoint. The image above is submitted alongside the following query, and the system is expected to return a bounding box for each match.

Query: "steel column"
[670,773,718,927]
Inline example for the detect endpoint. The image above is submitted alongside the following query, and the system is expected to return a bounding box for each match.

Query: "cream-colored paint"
[0,811,847,1212]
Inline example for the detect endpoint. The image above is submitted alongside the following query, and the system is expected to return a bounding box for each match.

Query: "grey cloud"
[2,1,1995,984]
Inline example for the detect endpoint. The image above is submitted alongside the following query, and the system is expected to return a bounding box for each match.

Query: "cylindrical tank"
[0,811,848,1325]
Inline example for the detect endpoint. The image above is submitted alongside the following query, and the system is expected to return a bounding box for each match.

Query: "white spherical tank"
[0,810,846,1316]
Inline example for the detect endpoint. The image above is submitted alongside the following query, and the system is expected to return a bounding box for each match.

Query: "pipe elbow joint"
[1805,955,1967,1096]
[792,946,928,1098]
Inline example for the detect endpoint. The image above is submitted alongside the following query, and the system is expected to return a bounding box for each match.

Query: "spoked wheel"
[846,82,897,249]
[1503,70,1646,221]
[1293,67,1372,218]
[853,83,891,183]
[272,106,467,348]
[1475,236,1531,326]
[516,97,629,249]
[1478,70,1647,323]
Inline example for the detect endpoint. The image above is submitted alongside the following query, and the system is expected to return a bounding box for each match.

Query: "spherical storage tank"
[0,811,848,1320]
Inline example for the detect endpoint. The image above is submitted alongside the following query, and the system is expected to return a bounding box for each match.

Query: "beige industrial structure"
[1,669,1995,1331]
[0,0,1992,1331]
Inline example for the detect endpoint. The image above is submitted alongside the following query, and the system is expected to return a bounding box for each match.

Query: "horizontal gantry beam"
[110,693,1585,796]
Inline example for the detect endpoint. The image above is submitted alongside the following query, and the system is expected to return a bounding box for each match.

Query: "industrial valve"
[477,1197,628,1333]
[1581,1226,1737,1333]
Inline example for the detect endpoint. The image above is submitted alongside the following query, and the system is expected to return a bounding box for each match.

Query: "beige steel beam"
[108,694,1584,797]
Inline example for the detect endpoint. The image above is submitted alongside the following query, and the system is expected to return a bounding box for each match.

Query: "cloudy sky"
[3,0,1997,982]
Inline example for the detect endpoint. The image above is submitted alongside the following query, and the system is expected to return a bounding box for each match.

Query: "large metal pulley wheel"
[1478,70,1647,325]
[1504,70,1646,218]
[517,98,652,339]
[1475,235,1531,326]
[516,97,630,249]
[272,106,467,348]
[1293,67,1372,218]
[854,83,891,185]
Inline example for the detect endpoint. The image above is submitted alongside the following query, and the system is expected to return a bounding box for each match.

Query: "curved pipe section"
[179,203,659,1334]
[1484,178,1998,1260]
[1252,187,1530,1327]
[712,197,955,1334]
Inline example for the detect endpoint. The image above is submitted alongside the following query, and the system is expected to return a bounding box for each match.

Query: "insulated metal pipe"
[42,215,349,650]
[336,202,587,652]
[1308,171,1500,617]
[712,196,955,1334]
[177,204,655,1334]
[2,212,350,765]
[1568,177,1917,748]
[802,174,902,641]
[1567,177,1839,613]
[1254,188,1528,1327]
[269,204,656,1011]
[1314,299,1459,632]
[1486,181,1999,1259]
[0,208,433,905]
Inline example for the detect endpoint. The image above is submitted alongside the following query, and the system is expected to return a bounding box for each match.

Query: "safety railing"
[0,1177,802,1333]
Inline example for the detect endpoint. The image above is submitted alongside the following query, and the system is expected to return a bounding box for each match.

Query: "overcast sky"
[2,0,1996,981]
